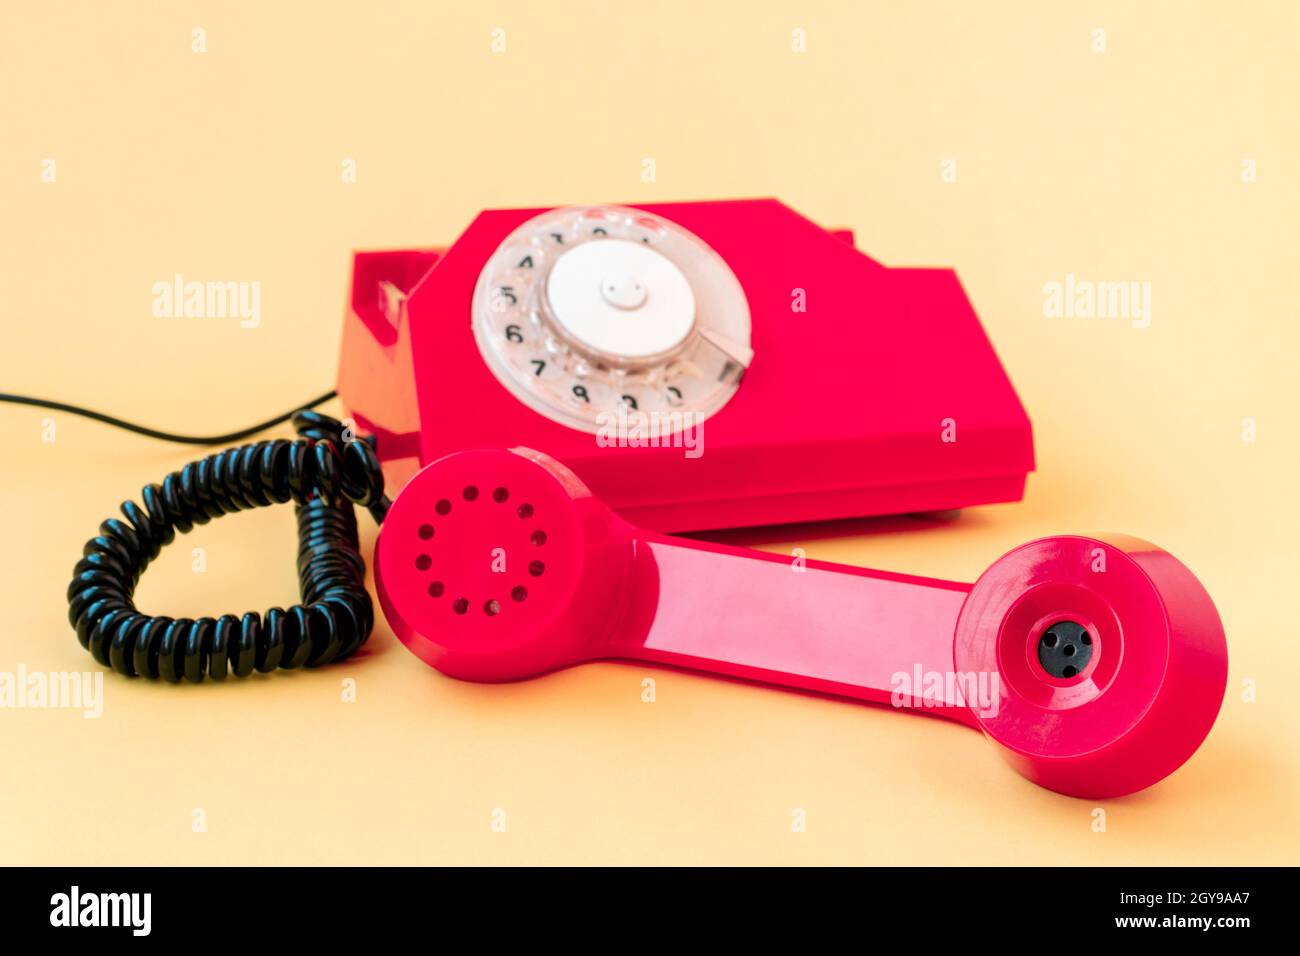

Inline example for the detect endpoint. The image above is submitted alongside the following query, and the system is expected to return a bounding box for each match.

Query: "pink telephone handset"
[375,447,1227,800]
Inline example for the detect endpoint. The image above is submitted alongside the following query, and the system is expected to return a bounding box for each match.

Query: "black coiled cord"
[66,410,391,682]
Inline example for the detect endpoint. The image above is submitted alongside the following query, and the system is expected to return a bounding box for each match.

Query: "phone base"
[338,199,1036,533]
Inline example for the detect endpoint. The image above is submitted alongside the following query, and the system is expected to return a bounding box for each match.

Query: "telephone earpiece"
[376,447,1228,799]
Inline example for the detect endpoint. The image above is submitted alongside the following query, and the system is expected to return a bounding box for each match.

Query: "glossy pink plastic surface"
[375,448,1228,799]
[338,199,1034,532]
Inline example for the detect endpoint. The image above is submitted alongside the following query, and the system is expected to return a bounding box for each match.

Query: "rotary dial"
[471,205,752,434]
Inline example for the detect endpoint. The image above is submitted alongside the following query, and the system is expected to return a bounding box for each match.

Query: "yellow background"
[1,1,1296,865]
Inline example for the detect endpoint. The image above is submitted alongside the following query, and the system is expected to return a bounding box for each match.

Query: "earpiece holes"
[528,560,545,577]
[435,499,452,516]
[452,598,469,615]
[415,555,432,571]
[511,586,528,602]
[493,487,510,503]
[517,503,534,519]
[463,485,479,502]
[484,599,501,617]
[418,524,434,540]
[428,581,445,598]
[1036,620,1094,680]
[531,530,547,546]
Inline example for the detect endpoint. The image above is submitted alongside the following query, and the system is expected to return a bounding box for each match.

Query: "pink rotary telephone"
[55,199,1226,801]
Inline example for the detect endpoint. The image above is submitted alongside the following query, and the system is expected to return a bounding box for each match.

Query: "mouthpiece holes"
[405,483,555,622]
[1036,620,1094,680]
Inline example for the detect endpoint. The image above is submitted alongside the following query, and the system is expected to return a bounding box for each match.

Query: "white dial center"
[546,239,695,359]
[601,275,647,310]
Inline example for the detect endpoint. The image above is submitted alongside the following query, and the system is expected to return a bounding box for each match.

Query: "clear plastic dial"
[472,205,752,434]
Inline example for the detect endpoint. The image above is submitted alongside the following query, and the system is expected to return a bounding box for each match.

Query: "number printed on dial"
[471,205,753,435]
